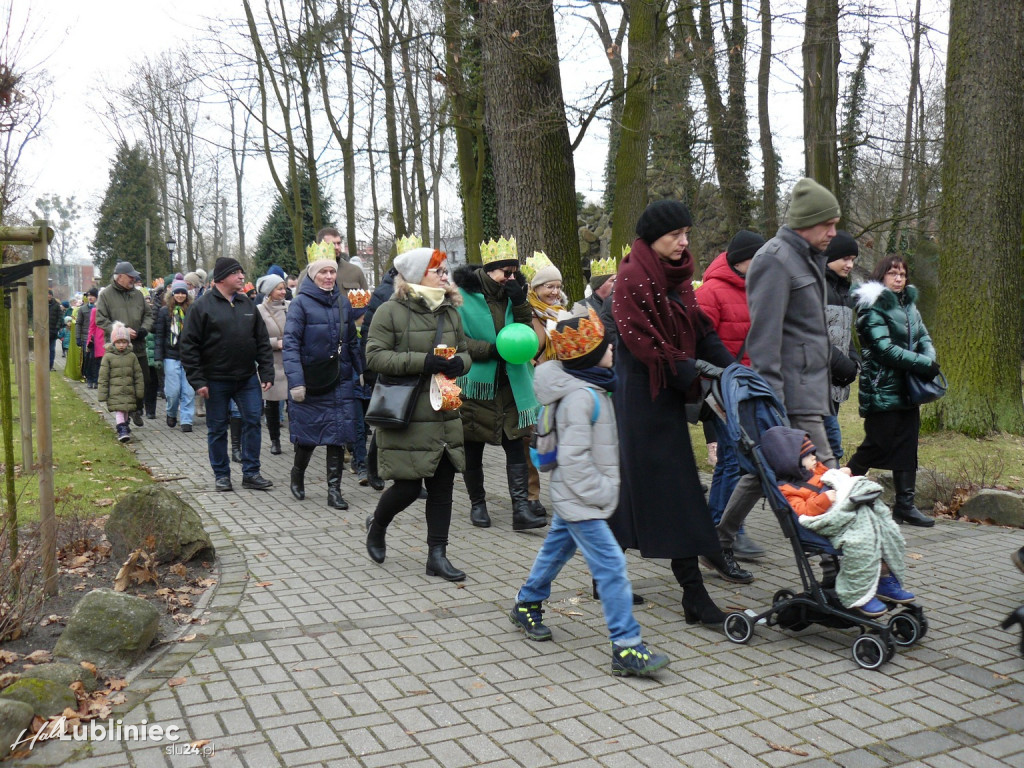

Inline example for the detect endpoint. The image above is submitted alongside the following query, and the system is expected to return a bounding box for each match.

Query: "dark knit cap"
[86,287,98,297]
[824,230,859,263]
[636,200,693,244]
[800,434,817,460]
[787,177,841,229]
[589,273,613,292]
[726,230,765,268]
[212,257,244,282]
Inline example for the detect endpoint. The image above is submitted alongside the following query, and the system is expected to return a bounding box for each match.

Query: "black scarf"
[567,366,617,393]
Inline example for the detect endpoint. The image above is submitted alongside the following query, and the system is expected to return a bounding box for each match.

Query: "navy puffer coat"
[283,279,363,447]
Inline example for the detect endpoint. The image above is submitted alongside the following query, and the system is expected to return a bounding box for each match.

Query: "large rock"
[21,662,99,693]
[0,698,34,758]
[959,489,1024,527]
[0,677,76,717]
[872,469,949,511]
[53,589,160,670]
[106,486,214,563]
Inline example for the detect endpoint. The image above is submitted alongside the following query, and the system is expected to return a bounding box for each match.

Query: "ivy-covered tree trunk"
[933,0,1024,436]
[757,0,779,234]
[609,0,662,263]
[378,0,407,239]
[589,0,627,213]
[479,0,582,299]
[802,0,840,195]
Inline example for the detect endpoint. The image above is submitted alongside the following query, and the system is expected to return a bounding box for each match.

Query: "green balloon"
[495,323,539,364]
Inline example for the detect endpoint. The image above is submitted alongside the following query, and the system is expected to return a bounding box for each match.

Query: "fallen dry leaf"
[170,563,188,579]
[109,693,126,705]
[80,661,97,676]
[95,498,115,507]
[24,650,53,664]
[254,581,273,588]
[195,578,217,587]
[763,739,809,757]
[179,634,197,643]
[168,677,187,687]
[0,650,19,666]
[107,678,128,691]
[191,739,211,750]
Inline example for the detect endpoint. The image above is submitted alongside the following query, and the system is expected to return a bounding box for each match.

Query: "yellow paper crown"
[590,256,617,278]
[306,240,336,262]
[521,251,553,283]
[395,235,422,255]
[480,236,518,266]
[548,307,605,362]
[621,244,631,260]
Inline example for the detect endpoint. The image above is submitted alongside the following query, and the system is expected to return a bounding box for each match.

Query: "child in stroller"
[760,426,916,618]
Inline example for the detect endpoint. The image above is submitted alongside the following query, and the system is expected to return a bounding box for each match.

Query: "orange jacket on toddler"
[778,461,834,517]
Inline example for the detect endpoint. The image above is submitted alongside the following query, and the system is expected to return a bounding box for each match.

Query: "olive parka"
[98,344,145,412]
[452,265,534,443]
[852,281,935,416]
[365,277,472,481]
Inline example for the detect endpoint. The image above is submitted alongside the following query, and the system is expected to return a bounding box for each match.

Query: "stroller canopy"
[712,363,788,477]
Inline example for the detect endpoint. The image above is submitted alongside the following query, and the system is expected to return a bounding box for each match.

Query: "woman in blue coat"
[283,259,363,509]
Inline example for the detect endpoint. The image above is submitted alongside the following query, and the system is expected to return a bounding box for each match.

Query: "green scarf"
[457,289,538,428]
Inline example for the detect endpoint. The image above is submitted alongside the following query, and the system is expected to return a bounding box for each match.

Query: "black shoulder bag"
[365,314,446,429]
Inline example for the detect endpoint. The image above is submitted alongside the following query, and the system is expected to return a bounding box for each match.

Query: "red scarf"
[613,238,711,399]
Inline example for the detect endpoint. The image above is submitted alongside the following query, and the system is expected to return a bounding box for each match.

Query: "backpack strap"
[587,387,601,424]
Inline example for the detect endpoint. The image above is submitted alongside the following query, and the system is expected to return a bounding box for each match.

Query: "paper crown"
[521,251,553,283]
[395,235,422,255]
[621,244,631,260]
[590,256,617,278]
[480,236,518,266]
[547,307,605,362]
[306,240,336,262]
[347,289,371,309]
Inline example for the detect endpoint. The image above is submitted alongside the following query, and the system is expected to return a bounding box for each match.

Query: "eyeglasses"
[886,268,906,276]
[501,268,517,277]
[428,268,449,277]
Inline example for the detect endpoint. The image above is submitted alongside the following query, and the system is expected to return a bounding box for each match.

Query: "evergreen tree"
[252,174,333,276]
[91,143,169,283]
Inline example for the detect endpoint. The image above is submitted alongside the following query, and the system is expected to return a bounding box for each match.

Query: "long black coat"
[609,326,734,560]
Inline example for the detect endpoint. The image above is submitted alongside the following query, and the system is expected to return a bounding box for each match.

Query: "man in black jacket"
[47,290,63,370]
[180,257,275,492]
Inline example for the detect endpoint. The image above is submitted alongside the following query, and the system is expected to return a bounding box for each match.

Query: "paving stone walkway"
[23,380,1024,766]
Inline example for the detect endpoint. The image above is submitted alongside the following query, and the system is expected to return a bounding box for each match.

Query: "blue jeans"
[824,411,844,461]
[163,359,195,425]
[206,375,263,479]
[49,338,57,370]
[708,425,742,529]
[517,515,641,647]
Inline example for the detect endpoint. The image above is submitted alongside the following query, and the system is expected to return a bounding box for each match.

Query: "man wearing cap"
[316,227,368,291]
[95,261,154,425]
[179,257,275,492]
[572,257,619,345]
[709,178,842,582]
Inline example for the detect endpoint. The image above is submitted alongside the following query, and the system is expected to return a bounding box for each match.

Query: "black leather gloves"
[424,354,466,377]
[504,273,528,306]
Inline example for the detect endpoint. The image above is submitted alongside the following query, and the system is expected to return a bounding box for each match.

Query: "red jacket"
[779,461,833,517]
[697,252,750,365]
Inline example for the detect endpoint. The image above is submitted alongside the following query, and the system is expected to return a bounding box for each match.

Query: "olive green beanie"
[787,178,841,229]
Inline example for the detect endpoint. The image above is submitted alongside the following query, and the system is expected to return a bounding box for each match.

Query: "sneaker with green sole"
[610,642,670,677]
[509,602,552,641]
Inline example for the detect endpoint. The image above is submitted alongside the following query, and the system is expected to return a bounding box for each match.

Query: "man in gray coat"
[706,177,841,581]
[95,261,153,426]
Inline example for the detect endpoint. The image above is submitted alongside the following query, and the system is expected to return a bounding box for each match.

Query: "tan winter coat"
[257,299,289,401]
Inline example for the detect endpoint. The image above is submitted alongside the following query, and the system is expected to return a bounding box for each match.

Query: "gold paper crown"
[480,236,518,266]
[621,244,631,260]
[395,235,422,255]
[547,307,605,362]
[590,256,617,278]
[521,251,553,283]
[347,289,371,308]
[306,240,336,262]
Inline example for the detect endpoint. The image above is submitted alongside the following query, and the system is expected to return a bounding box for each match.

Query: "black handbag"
[301,296,348,396]
[906,370,947,406]
[365,315,446,429]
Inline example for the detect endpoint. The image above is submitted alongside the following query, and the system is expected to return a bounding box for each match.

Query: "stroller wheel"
[724,612,755,644]
[773,589,796,605]
[888,613,921,647]
[851,633,889,670]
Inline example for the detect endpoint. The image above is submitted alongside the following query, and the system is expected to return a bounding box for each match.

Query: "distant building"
[50,263,95,300]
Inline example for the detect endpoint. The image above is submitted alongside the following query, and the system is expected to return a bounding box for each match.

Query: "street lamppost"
[166,238,177,274]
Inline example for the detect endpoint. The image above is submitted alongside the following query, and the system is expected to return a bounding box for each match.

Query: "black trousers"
[464,435,526,471]
[264,401,281,442]
[372,453,457,547]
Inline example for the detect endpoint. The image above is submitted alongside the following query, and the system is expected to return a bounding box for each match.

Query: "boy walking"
[509,309,669,677]
[98,322,146,443]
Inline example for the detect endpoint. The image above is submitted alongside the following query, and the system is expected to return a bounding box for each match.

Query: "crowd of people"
[60,176,950,678]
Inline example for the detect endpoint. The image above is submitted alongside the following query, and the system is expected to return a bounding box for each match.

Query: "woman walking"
[153,279,196,431]
[283,259,362,510]
[847,255,939,527]
[610,200,738,626]
[256,274,289,455]
[364,247,472,581]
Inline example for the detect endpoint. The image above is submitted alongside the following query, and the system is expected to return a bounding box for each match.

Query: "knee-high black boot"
[230,417,243,463]
[326,445,348,509]
[463,466,490,528]
[892,469,934,527]
[291,445,314,500]
[365,432,385,491]
[507,464,546,531]
[672,557,726,626]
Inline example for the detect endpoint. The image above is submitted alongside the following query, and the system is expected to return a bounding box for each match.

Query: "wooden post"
[0,287,18,566]
[13,283,32,470]
[32,220,57,596]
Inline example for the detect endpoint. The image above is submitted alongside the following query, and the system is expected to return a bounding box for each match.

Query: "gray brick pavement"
[19,380,1024,766]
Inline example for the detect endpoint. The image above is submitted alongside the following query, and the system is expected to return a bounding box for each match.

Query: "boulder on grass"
[106,486,214,564]
[959,489,1024,528]
[53,589,159,670]
[0,677,76,717]
[21,662,99,694]
[0,698,34,759]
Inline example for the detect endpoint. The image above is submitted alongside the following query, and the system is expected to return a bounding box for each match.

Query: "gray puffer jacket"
[533,361,618,521]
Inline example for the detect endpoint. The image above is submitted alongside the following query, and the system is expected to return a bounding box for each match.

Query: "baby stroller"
[709,364,927,670]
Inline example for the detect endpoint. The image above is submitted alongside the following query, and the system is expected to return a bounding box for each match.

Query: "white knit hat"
[394,247,440,285]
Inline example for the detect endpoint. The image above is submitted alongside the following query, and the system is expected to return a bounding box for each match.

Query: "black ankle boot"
[699,549,755,584]
[892,470,934,527]
[366,515,386,564]
[326,445,348,509]
[508,464,546,531]
[290,444,314,501]
[672,557,727,626]
[230,417,242,463]
[593,578,645,605]
[425,544,466,582]
[464,467,490,528]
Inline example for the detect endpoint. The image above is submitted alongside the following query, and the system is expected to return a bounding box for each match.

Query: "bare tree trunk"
[587,0,627,212]
[375,0,407,239]
[228,97,249,260]
[934,0,1024,436]
[399,9,431,240]
[757,0,779,233]
[802,0,840,194]
[887,0,922,254]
